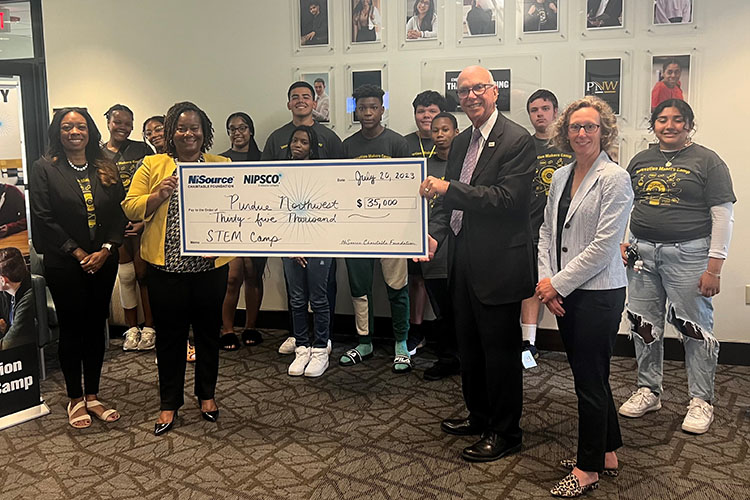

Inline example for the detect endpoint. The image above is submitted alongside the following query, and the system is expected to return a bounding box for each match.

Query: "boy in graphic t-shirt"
[522,89,574,359]
[340,85,413,373]
[403,90,447,356]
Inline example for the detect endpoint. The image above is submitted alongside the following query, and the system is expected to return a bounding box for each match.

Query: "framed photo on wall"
[299,0,330,46]
[405,0,439,41]
[346,65,389,129]
[586,0,623,29]
[653,0,693,25]
[299,71,333,124]
[650,54,690,112]
[461,0,503,37]
[351,0,384,43]
[584,57,621,115]
[522,0,559,33]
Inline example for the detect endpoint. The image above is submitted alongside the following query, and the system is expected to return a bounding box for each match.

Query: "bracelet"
[705,271,721,278]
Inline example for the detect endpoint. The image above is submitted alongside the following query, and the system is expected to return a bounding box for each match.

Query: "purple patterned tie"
[450,128,483,235]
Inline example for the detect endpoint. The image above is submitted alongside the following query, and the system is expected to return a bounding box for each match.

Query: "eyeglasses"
[228,125,249,134]
[143,125,164,138]
[456,84,495,98]
[568,123,600,134]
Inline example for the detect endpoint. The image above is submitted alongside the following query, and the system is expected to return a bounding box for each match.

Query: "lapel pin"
[488,141,496,148]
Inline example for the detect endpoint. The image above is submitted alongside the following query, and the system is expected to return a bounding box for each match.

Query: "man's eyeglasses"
[228,125,249,134]
[568,123,600,134]
[456,83,495,98]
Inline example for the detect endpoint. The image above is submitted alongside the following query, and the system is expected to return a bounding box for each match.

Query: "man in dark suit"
[418,65,537,462]
[587,0,623,28]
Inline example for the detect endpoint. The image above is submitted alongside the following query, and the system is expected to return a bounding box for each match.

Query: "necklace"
[659,142,690,168]
[67,159,88,171]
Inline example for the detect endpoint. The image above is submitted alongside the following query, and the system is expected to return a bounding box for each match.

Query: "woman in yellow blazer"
[123,101,232,436]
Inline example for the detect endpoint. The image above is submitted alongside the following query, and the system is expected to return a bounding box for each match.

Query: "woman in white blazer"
[536,96,633,498]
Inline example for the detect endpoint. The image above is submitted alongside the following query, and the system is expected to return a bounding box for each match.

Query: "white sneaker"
[619,387,662,417]
[123,327,141,351]
[327,339,332,355]
[279,337,296,355]
[682,397,714,434]
[288,346,311,376]
[305,348,330,377]
[137,327,156,350]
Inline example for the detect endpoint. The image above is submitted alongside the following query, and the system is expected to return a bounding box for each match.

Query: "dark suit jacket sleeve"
[29,159,78,255]
[442,132,536,214]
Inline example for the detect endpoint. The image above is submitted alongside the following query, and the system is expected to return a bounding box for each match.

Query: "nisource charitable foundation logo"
[243,173,282,186]
[187,174,235,188]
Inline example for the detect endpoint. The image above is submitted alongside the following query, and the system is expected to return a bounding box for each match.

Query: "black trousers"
[424,277,458,365]
[451,240,523,442]
[556,288,625,472]
[46,256,118,399]
[148,265,228,411]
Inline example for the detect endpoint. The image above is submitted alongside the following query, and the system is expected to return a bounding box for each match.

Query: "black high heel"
[154,410,178,436]
[198,399,219,422]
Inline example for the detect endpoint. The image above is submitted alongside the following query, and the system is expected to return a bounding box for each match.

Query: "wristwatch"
[101,243,113,253]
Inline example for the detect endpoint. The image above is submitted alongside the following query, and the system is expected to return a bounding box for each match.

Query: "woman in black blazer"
[30,107,126,429]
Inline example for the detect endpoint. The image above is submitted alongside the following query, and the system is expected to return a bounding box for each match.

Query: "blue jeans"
[626,236,719,402]
[283,257,332,348]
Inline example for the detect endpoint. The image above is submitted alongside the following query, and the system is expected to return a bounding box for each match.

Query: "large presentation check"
[177,158,428,258]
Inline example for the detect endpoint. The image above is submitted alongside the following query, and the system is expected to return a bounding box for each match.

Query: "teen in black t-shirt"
[619,99,736,435]
[340,84,412,373]
[261,81,343,161]
[101,104,155,352]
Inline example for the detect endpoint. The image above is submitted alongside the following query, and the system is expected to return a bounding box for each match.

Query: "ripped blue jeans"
[626,236,719,402]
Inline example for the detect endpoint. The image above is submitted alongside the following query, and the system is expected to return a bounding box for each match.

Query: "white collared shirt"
[471,108,498,153]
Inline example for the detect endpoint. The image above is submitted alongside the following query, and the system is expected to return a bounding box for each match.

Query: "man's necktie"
[450,128,483,235]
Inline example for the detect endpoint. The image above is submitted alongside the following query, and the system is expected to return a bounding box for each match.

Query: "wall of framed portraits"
[40,0,750,342]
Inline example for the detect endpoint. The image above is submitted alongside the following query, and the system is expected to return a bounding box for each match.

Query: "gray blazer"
[538,150,633,298]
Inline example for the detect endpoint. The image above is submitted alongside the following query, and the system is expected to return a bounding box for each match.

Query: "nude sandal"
[67,400,91,429]
[85,399,121,422]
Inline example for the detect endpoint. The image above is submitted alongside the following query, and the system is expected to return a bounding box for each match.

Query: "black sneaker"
[522,340,539,360]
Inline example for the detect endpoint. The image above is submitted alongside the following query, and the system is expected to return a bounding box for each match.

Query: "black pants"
[46,256,118,399]
[451,242,523,442]
[556,288,625,472]
[148,265,228,411]
[424,277,458,366]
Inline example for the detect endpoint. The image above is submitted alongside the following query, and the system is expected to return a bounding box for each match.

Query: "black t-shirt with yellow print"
[627,143,736,243]
[530,136,574,240]
[102,139,153,193]
[343,128,409,159]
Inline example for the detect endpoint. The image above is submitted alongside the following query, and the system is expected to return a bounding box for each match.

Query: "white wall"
[41,0,750,341]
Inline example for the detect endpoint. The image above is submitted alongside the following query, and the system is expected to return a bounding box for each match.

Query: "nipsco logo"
[187,175,234,186]
[243,173,282,186]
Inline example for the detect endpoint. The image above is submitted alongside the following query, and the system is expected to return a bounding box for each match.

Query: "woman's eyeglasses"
[568,123,600,134]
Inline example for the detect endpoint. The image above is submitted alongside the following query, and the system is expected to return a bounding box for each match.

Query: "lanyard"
[419,137,436,158]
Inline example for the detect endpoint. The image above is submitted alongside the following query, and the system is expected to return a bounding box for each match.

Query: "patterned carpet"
[2,329,749,499]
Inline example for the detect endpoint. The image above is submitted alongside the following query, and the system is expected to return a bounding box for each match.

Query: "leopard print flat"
[550,473,599,498]
[559,458,619,477]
